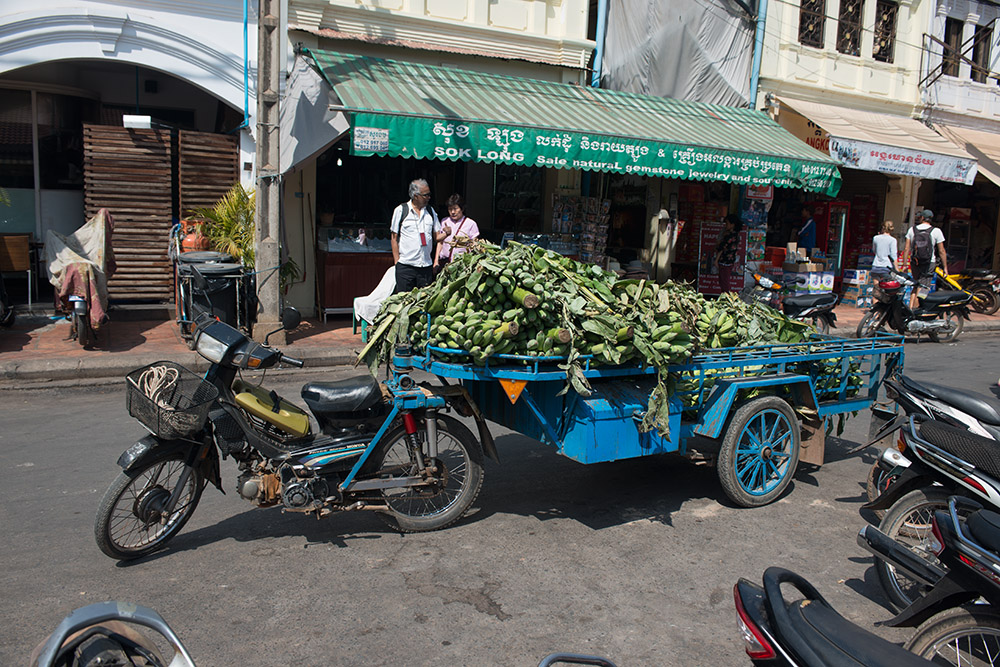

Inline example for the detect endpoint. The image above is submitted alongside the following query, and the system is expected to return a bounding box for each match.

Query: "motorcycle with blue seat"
[94,308,492,561]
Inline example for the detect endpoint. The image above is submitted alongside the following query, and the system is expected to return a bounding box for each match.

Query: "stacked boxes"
[841,269,872,309]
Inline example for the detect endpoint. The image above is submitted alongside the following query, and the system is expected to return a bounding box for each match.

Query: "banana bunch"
[694,302,739,350]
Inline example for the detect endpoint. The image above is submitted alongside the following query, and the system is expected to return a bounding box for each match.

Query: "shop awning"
[778,97,978,185]
[304,49,842,196]
[930,123,1000,188]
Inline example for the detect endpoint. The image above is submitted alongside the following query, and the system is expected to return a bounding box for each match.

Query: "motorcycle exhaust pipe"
[857,524,946,587]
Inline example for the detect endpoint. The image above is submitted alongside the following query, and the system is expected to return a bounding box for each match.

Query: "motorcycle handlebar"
[281,354,305,368]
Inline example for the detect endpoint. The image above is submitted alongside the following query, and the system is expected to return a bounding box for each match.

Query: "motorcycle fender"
[861,466,933,511]
[117,435,223,492]
[960,306,972,321]
[428,384,499,463]
[887,570,978,628]
[822,310,837,325]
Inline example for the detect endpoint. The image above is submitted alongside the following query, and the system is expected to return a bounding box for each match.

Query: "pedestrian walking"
[871,220,899,281]
[390,179,445,294]
[903,209,948,309]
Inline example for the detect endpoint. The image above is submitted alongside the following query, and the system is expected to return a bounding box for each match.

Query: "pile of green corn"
[357,241,832,435]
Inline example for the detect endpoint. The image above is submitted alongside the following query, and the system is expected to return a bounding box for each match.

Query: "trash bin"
[189,262,243,327]
[176,251,238,334]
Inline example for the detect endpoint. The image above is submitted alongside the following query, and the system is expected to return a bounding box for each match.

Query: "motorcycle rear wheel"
[73,311,92,348]
[856,310,886,339]
[366,413,483,533]
[928,310,964,343]
[94,453,204,560]
[812,316,831,335]
[904,605,1000,666]
[874,488,951,611]
[865,460,896,521]
[971,288,997,315]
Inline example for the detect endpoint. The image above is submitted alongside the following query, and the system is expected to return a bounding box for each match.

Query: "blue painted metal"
[692,374,816,439]
[748,0,769,107]
[591,0,609,88]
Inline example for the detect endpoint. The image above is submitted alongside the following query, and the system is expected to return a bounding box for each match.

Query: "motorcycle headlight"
[195,332,229,363]
[986,273,996,281]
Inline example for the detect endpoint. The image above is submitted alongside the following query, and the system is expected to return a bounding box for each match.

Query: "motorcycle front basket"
[872,284,894,303]
[126,361,219,439]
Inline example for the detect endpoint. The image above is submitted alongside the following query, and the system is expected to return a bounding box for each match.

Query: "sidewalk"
[2,303,999,386]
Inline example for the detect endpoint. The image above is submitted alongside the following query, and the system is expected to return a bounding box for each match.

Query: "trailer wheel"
[718,397,800,507]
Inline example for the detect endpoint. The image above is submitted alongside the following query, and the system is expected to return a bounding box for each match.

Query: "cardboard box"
[783,262,821,273]
[821,271,835,291]
[842,269,869,285]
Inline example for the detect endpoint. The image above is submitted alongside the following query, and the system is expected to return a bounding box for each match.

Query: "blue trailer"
[388,333,904,507]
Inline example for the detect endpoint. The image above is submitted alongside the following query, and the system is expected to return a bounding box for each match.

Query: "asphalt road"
[2,334,999,666]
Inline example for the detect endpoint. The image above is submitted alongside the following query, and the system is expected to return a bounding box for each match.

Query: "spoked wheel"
[928,310,964,343]
[94,453,204,560]
[366,413,483,532]
[718,396,800,507]
[857,310,886,338]
[971,288,998,315]
[874,488,951,611]
[905,605,1000,666]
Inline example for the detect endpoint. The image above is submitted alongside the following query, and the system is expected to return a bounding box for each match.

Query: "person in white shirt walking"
[903,209,948,309]
[390,179,445,294]
[870,220,899,282]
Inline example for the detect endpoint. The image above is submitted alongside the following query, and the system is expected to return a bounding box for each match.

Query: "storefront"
[282,49,842,317]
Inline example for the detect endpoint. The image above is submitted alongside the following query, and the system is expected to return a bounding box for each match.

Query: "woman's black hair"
[445,193,465,211]
[724,213,743,233]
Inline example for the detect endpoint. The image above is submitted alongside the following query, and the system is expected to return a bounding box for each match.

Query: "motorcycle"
[858,495,1000,665]
[734,567,933,666]
[740,272,838,334]
[0,271,14,327]
[863,417,1000,610]
[937,267,1000,316]
[30,601,195,667]
[93,308,495,560]
[856,269,972,343]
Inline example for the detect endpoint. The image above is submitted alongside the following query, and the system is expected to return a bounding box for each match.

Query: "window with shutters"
[872,1,898,63]
[942,17,964,76]
[972,24,992,84]
[799,0,826,48]
[837,0,863,56]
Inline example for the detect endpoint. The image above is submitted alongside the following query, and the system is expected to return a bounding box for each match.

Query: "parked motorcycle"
[30,601,195,667]
[864,417,1000,610]
[740,272,838,334]
[937,266,1000,316]
[0,271,14,327]
[734,566,933,666]
[858,495,1000,665]
[856,269,972,343]
[94,308,493,560]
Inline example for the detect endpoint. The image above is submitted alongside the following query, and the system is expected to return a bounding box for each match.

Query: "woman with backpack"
[903,209,948,309]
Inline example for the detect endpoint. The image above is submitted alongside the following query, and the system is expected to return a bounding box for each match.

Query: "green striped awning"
[306,49,841,196]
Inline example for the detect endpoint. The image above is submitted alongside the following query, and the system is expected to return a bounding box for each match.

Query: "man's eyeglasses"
[416,191,431,198]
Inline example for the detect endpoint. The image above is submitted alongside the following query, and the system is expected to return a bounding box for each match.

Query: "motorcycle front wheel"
[874,488,951,611]
[94,453,205,560]
[905,605,1000,666]
[856,309,886,338]
[928,310,964,343]
[366,413,483,533]
[971,288,998,315]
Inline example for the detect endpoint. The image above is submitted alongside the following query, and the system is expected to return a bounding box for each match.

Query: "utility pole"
[253,0,283,344]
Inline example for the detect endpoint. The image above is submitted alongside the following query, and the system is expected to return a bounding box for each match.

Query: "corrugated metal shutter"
[178,130,240,214]
[83,124,174,301]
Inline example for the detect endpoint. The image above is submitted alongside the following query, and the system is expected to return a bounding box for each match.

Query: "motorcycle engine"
[281,477,330,510]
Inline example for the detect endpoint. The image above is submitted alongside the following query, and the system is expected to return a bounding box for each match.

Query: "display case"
[316,224,394,319]
[807,201,850,275]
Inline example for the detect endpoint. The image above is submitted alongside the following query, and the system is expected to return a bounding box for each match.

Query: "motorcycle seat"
[901,376,1000,426]
[919,420,1000,481]
[920,290,971,306]
[968,509,1000,554]
[780,589,931,666]
[964,268,994,278]
[782,293,838,310]
[301,375,383,417]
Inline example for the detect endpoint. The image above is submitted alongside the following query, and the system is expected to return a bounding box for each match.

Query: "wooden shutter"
[83,124,173,301]
[178,130,239,214]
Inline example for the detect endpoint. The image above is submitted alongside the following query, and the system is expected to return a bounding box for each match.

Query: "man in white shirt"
[903,209,948,309]
[390,179,445,293]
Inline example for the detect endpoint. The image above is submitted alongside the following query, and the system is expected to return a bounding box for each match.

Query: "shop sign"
[828,137,977,185]
[349,113,842,197]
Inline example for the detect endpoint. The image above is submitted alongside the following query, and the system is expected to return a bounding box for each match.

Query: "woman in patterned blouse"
[715,213,743,293]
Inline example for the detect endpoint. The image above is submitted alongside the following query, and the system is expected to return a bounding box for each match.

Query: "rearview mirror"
[281,306,301,331]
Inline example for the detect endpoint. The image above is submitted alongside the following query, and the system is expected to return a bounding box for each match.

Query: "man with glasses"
[390,178,444,293]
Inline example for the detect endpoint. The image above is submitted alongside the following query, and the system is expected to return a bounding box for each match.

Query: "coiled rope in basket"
[136,364,202,434]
